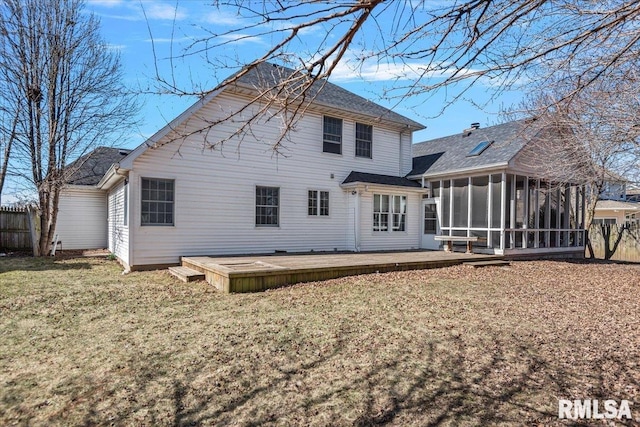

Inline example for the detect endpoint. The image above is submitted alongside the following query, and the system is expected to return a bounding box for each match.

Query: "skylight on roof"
[467,140,493,157]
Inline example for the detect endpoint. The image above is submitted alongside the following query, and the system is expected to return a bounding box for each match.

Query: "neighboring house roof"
[594,200,640,211]
[232,62,425,130]
[66,147,131,185]
[409,120,537,177]
[342,171,422,188]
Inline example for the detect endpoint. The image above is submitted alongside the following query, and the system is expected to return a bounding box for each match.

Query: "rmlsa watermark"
[558,399,633,420]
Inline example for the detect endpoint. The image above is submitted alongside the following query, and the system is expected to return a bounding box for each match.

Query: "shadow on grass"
[0,256,93,274]
[38,329,637,426]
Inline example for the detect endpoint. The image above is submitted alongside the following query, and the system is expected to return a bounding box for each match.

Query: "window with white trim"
[308,190,329,216]
[256,186,279,226]
[355,123,372,158]
[323,116,342,154]
[141,178,174,226]
[373,194,407,232]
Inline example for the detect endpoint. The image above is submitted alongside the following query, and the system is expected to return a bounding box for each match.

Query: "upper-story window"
[355,123,372,158]
[323,116,342,154]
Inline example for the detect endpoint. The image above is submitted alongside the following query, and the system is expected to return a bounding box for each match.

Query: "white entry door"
[421,198,441,250]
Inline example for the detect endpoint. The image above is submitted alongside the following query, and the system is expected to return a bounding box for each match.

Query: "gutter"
[406,162,509,180]
[96,163,129,190]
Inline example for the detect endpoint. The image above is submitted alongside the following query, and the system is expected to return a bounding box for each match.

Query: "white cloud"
[144,36,194,44]
[88,1,187,22]
[203,10,246,26]
[86,0,124,7]
[106,43,127,51]
[327,53,484,85]
[217,33,264,46]
[144,3,187,21]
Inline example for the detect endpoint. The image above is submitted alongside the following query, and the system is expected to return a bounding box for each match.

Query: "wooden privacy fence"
[588,223,640,263]
[0,206,34,251]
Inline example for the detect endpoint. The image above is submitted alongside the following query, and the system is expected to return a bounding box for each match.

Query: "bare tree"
[0,0,138,255]
[504,70,640,258]
[145,1,640,151]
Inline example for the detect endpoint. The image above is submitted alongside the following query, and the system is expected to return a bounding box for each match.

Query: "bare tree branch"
[0,0,139,254]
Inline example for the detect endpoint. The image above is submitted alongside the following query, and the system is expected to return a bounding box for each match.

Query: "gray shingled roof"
[342,171,422,188]
[234,62,425,130]
[409,120,537,176]
[66,147,130,185]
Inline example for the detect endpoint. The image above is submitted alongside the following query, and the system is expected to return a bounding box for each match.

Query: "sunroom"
[409,120,587,256]
[426,173,586,255]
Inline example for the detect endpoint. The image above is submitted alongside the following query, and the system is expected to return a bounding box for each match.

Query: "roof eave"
[340,181,426,192]
[407,162,509,180]
[231,82,425,132]
[96,163,128,190]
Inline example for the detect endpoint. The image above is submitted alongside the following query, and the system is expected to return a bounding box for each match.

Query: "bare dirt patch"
[1,257,639,425]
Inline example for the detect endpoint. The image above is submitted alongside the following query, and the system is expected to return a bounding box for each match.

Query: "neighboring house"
[598,170,627,201]
[55,147,130,250]
[590,172,640,225]
[626,187,640,203]
[592,200,640,225]
[58,63,586,269]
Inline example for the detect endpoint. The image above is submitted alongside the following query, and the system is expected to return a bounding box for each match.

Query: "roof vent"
[462,122,481,136]
[118,149,132,155]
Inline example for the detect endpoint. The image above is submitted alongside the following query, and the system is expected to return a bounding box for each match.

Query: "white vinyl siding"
[126,92,414,267]
[359,191,421,251]
[107,181,129,266]
[55,186,107,250]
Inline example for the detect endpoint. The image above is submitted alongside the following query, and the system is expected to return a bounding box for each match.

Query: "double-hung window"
[373,194,406,232]
[256,186,279,226]
[355,123,372,158]
[308,190,329,216]
[141,178,174,226]
[323,116,342,154]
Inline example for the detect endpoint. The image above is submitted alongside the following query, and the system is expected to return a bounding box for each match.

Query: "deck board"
[180,250,502,293]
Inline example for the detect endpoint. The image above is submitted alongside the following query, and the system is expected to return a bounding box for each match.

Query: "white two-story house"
[57,62,587,270]
[93,62,426,270]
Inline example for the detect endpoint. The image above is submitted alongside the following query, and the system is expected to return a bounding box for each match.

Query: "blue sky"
[85,0,524,149]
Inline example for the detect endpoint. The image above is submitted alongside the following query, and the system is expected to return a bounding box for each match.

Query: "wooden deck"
[180,250,502,293]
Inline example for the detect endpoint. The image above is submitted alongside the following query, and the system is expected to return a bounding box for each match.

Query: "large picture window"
[355,123,372,158]
[141,178,174,226]
[373,194,406,232]
[256,186,279,226]
[323,116,342,154]
[308,190,329,216]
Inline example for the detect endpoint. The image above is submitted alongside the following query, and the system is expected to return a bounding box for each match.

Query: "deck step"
[168,266,205,282]
[464,260,511,268]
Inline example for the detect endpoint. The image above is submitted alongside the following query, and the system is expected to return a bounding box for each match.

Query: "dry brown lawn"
[1,256,639,426]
